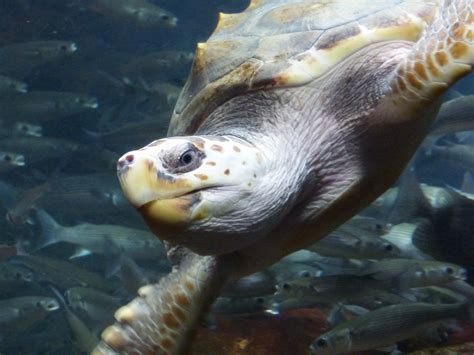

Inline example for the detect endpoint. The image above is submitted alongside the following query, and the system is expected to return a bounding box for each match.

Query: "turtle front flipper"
[92,252,231,355]
[389,0,473,106]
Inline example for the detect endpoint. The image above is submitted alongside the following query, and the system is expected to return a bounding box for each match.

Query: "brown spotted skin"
[390,0,473,105]
[93,253,231,355]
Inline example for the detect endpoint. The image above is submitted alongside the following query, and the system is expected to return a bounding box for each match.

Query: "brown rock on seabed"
[191,309,474,355]
[191,308,329,355]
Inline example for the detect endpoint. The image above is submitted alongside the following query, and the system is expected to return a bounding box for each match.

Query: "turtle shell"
[169,0,439,136]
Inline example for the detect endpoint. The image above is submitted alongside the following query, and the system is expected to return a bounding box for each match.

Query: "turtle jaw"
[117,149,211,226]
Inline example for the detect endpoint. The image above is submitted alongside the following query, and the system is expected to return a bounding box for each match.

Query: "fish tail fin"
[35,209,61,250]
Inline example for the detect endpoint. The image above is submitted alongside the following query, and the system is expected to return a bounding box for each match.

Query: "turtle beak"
[117,149,208,226]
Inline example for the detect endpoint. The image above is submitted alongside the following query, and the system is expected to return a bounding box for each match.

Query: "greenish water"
[0,1,473,354]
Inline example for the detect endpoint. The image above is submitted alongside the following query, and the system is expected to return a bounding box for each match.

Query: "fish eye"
[179,149,197,166]
[60,44,68,51]
[282,283,291,290]
[256,297,264,304]
[300,270,311,278]
[161,14,170,21]
[445,267,454,274]
[3,154,12,163]
[315,338,328,348]
[384,244,393,252]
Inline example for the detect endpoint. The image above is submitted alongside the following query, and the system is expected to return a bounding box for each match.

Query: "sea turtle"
[94,0,473,354]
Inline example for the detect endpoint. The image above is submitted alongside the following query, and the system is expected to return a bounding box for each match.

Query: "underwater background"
[0,1,473,354]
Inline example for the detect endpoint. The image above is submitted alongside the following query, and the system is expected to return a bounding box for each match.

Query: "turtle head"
[117,135,268,253]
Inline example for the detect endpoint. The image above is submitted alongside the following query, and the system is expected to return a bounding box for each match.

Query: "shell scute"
[170,0,440,136]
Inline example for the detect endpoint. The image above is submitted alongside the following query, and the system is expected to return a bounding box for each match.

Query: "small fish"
[429,95,474,137]
[410,286,468,304]
[0,296,60,333]
[361,259,466,289]
[282,251,369,277]
[0,151,25,172]
[384,171,433,224]
[306,227,400,259]
[7,173,127,225]
[8,255,114,292]
[34,209,167,261]
[429,142,474,171]
[51,287,99,353]
[211,296,268,314]
[272,275,405,306]
[222,271,276,298]
[66,287,121,325]
[0,262,34,283]
[0,75,27,94]
[119,51,193,82]
[0,136,83,165]
[310,302,474,354]
[380,220,434,260]
[269,258,324,283]
[12,122,43,137]
[0,40,77,79]
[90,0,177,28]
[0,91,98,123]
[148,82,182,108]
[84,118,170,150]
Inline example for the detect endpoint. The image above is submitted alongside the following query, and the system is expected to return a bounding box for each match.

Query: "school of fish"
[0,1,473,355]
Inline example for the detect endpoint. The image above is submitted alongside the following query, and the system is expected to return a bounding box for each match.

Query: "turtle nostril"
[117,154,135,172]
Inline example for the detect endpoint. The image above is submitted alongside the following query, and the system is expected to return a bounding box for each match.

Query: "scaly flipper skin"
[93,252,231,355]
[390,0,473,104]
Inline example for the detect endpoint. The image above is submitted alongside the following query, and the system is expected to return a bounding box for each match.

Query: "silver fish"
[310,302,473,355]
[0,75,27,94]
[307,227,400,259]
[12,122,43,137]
[7,173,127,225]
[66,287,121,325]
[380,220,434,260]
[0,40,77,79]
[429,96,474,137]
[0,137,82,165]
[272,275,405,306]
[0,91,98,123]
[361,259,467,289]
[429,142,474,171]
[35,209,167,261]
[222,271,276,298]
[91,0,177,28]
[8,255,114,292]
[0,151,25,172]
[0,296,60,333]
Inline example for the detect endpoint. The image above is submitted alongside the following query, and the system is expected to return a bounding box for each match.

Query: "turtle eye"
[164,145,205,174]
[179,149,197,166]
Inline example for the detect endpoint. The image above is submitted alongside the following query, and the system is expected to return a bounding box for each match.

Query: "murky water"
[0,1,473,354]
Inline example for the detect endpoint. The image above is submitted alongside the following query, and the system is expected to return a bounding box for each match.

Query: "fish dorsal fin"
[461,172,474,195]
[386,170,432,224]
